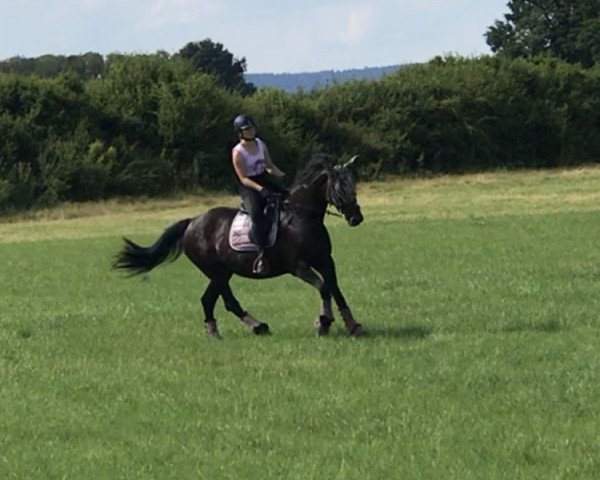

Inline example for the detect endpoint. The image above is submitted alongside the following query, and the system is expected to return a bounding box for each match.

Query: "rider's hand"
[259,188,275,199]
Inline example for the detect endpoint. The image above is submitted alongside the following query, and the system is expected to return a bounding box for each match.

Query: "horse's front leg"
[221,282,270,335]
[315,256,364,336]
[293,262,334,336]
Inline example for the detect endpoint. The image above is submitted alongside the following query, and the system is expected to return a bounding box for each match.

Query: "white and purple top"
[233,138,266,177]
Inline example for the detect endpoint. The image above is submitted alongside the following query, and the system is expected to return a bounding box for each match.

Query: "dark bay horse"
[113,154,365,337]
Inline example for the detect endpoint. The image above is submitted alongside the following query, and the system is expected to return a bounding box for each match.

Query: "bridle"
[327,165,357,218]
[285,163,357,220]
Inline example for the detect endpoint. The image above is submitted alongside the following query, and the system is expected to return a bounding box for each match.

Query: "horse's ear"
[344,155,359,168]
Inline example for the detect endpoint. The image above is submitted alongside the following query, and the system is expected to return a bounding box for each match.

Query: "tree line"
[1,0,599,212]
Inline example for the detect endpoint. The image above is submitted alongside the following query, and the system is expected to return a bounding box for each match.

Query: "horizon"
[0,49,413,76]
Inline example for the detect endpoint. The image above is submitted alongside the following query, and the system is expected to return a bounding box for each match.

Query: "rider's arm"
[263,144,286,178]
[232,150,266,192]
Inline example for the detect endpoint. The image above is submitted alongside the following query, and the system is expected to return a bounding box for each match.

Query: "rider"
[231,114,287,274]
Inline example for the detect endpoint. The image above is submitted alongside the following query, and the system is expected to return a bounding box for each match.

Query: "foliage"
[177,39,256,96]
[0,52,105,79]
[485,0,600,67]
[2,51,600,212]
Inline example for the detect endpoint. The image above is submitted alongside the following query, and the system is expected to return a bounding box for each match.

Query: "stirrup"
[252,253,268,274]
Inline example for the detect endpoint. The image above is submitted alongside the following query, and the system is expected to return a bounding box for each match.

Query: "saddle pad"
[229,211,278,252]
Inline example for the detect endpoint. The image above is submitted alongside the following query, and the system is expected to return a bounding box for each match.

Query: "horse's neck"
[287,185,327,220]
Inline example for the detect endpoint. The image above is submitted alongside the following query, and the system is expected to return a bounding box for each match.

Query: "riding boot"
[252,249,268,274]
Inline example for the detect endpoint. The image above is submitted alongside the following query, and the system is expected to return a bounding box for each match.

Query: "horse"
[113,153,365,338]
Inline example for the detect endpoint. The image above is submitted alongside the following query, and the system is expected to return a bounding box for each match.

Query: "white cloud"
[139,0,224,29]
[80,0,100,8]
[339,5,375,45]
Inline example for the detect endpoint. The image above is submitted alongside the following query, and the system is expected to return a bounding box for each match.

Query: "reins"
[283,198,344,220]
[284,183,325,220]
[326,209,344,218]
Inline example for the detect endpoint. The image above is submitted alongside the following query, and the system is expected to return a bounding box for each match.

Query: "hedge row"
[1,54,599,211]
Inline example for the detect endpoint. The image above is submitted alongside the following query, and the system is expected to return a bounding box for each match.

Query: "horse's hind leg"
[201,279,223,337]
[293,262,334,336]
[221,282,270,335]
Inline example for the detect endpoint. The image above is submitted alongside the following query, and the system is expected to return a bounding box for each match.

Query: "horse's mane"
[292,154,334,188]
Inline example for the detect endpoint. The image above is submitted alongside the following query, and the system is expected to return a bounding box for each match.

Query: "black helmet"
[233,114,255,133]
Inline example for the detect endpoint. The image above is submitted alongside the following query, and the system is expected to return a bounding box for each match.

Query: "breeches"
[239,187,269,248]
[239,173,286,248]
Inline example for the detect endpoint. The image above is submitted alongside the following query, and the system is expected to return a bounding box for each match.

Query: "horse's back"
[186,206,237,240]
[182,206,237,260]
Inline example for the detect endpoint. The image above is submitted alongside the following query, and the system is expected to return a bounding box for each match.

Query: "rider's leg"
[240,186,268,273]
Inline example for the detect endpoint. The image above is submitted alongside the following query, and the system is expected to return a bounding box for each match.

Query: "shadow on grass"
[213,324,433,341]
[363,325,432,340]
[502,318,566,334]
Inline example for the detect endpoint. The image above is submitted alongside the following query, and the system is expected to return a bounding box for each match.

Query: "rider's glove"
[259,188,275,199]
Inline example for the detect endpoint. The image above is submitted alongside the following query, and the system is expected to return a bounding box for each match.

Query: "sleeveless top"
[233,138,266,177]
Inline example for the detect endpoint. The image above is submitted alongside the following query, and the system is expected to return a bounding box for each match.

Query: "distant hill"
[245,65,406,92]
[0,52,405,93]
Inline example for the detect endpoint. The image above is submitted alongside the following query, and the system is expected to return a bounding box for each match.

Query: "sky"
[0,0,509,73]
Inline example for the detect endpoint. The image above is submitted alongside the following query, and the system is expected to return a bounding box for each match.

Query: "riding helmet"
[233,114,255,133]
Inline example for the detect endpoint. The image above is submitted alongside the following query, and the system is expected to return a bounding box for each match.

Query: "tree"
[485,0,600,67]
[0,52,105,79]
[177,39,256,95]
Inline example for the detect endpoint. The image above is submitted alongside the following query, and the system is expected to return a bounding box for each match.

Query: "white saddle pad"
[229,211,278,252]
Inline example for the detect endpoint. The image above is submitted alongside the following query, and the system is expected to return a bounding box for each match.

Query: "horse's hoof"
[253,323,270,335]
[205,321,221,339]
[348,323,365,337]
[315,315,334,336]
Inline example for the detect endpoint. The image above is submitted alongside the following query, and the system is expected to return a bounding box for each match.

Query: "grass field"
[1,167,600,479]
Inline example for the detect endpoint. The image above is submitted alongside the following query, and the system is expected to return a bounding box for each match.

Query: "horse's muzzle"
[346,206,364,227]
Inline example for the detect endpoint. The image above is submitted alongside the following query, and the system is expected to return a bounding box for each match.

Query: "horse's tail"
[113,218,192,276]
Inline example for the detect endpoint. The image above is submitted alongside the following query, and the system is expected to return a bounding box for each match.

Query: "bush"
[2,54,600,213]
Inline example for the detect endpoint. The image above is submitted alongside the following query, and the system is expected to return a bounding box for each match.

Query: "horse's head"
[290,154,364,226]
[328,155,363,227]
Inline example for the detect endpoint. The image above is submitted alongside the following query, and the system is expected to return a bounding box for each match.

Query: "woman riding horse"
[231,114,288,275]
[114,152,365,338]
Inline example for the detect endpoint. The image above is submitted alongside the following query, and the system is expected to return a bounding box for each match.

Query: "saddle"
[229,195,281,252]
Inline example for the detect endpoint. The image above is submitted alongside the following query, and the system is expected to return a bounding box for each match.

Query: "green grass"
[1,167,600,479]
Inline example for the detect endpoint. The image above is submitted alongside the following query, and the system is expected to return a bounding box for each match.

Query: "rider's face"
[241,125,256,140]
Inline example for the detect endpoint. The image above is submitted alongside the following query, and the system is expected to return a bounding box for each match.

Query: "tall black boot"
[252,249,268,274]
